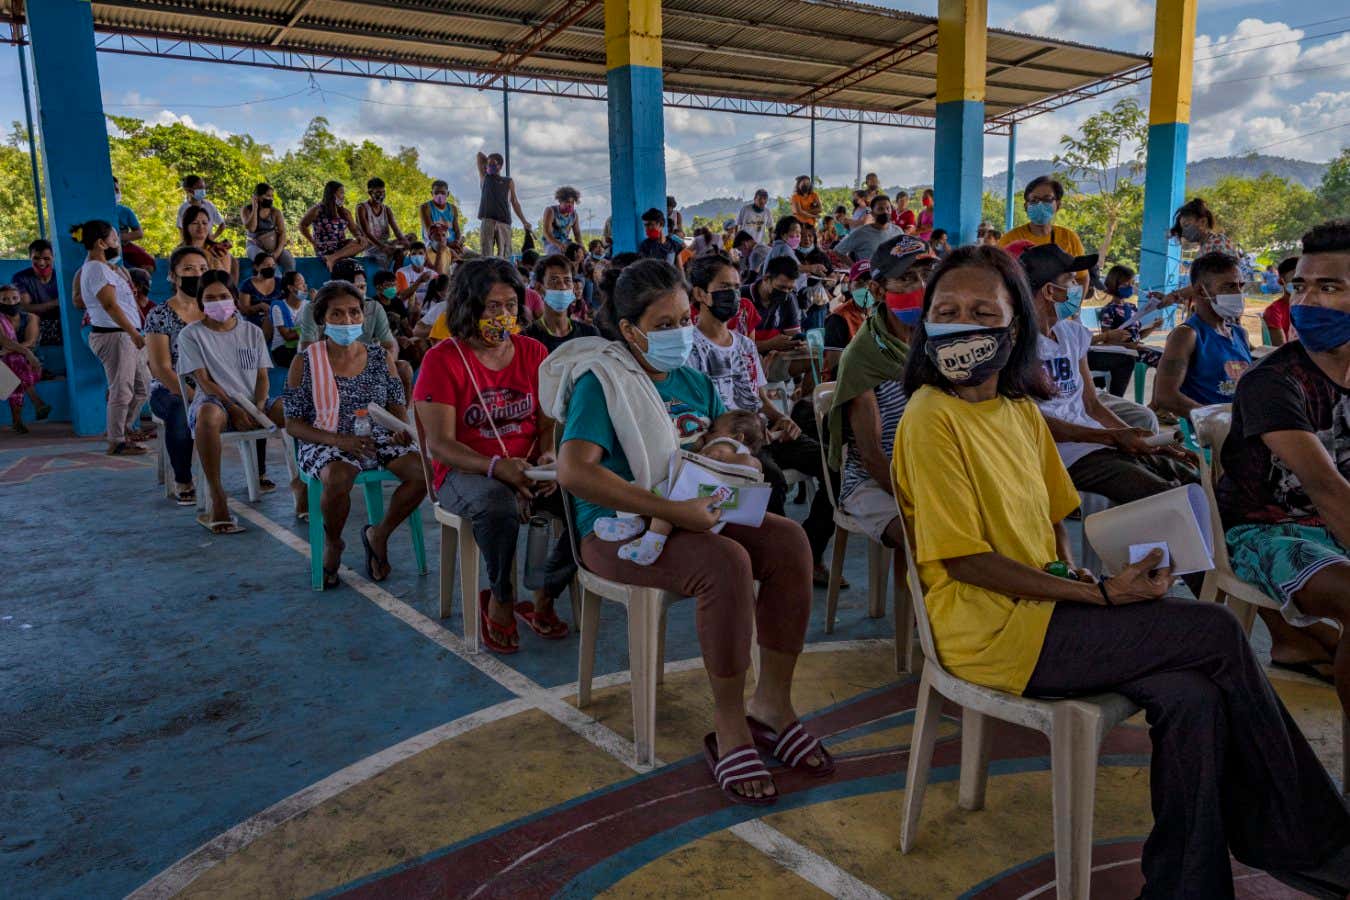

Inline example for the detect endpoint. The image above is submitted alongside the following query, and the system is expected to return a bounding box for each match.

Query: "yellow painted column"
[933,0,987,246]
[1141,0,1198,292]
[605,0,666,254]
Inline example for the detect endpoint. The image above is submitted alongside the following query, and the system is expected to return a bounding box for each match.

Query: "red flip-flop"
[747,716,835,777]
[478,589,519,654]
[514,601,570,639]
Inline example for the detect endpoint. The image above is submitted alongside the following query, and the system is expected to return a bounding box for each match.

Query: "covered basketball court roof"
[3,0,1151,134]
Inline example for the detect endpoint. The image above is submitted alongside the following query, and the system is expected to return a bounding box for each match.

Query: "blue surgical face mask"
[634,324,695,372]
[325,323,363,346]
[410,254,426,267]
[1055,282,1084,321]
[295,289,309,303]
[543,289,574,312]
[1290,304,1350,353]
[1026,200,1056,226]
[193,188,206,201]
[851,286,876,309]
[925,321,985,337]
[1117,285,1135,300]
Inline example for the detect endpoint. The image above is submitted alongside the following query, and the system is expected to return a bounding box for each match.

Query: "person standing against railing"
[896,243,1350,900]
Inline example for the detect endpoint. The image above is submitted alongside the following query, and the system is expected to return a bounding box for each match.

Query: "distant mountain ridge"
[981,154,1328,195]
[678,155,1329,221]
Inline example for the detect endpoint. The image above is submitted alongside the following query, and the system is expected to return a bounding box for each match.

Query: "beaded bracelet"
[487,455,501,480]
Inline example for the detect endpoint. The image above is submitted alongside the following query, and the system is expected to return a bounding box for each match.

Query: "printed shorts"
[1226,523,1349,627]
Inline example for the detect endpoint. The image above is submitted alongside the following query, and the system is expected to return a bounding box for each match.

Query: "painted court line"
[132,500,890,899]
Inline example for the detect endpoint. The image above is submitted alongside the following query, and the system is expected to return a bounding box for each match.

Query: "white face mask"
[1211,293,1245,320]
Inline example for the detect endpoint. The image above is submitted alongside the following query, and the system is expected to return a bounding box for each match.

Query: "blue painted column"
[605,0,666,255]
[1003,124,1017,233]
[1140,0,1197,294]
[933,0,987,247]
[27,0,117,435]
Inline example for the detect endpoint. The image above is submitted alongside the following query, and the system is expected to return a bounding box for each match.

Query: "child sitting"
[594,409,766,565]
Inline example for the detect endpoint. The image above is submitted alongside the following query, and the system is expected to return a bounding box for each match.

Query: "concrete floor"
[0,423,1331,900]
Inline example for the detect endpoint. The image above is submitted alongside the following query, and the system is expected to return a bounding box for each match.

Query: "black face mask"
[0,303,18,317]
[768,288,791,306]
[258,266,276,280]
[873,212,890,225]
[258,197,273,209]
[104,246,120,261]
[707,288,740,322]
[177,275,201,298]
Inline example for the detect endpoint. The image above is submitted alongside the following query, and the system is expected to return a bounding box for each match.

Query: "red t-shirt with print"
[413,334,549,489]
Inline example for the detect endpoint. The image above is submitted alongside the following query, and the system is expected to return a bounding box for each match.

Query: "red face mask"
[33,260,52,274]
[884,288,924,313]
[645,226,663,241]
[559,203,575,215]
[922,195,933,208]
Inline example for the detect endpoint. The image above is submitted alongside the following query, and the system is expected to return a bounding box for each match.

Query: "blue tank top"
[423,202,457,243]
[1180,313,1251,405]
[549,205,576,245]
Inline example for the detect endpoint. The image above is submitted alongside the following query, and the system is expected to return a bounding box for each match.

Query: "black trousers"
[1067,448,1198,505]
[1026,599,1350,899]
[1087,349,1137,397]
[760,434,836,564]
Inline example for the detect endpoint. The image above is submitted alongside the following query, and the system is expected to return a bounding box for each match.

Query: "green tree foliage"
[0,124,43,257]
[1315,146,1350,221]
[1052,98,1147,261]
[1200,173,1315,257]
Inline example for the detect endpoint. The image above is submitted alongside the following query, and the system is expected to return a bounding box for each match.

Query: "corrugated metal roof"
[12,0,1150,125]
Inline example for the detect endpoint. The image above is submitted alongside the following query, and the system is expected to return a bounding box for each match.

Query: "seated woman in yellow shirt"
[894,244,1350,899]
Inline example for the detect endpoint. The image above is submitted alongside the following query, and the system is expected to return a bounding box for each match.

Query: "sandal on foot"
[321,567,340,590]
[703,733,776,806]
[515,602,570,639]
[479,589,519,654]
[196,513,244,535]
[361,525,390,582]
[747,716,835,777]
[174,486,197,506]
[258,477,277,493]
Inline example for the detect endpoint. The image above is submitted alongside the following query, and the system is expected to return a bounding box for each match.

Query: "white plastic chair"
[1076,491,1112,574]
[896,524,1139,899]
[413,409,484,652]
[813,382,913,673]
[763,380,814,505]
[150,413,173,500]
[562,488,759,766]
[193,427,290,513]
[1190,403,1349,791]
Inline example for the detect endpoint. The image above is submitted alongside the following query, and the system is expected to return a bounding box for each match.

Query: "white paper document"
[1085,484,1215,577]
[664,450,771,528]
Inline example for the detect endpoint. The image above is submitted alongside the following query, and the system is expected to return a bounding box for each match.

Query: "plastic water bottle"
[353,408,372,437]
[522,515,551,591]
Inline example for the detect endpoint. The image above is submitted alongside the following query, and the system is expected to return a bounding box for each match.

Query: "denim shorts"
[1226,522,1349,626]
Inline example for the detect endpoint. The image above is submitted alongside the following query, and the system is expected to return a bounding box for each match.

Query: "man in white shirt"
[1021,244,1197,505]
[176,175,226,240]
[735,189,773,246]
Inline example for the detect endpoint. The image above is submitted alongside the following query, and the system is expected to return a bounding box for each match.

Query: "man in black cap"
[1020,243,1197,505]
[825,235,934,552]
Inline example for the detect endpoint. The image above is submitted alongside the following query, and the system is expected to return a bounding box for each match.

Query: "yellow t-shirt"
[893,386,1080,695]
[429,311,450,341]
[999,224,1090,289]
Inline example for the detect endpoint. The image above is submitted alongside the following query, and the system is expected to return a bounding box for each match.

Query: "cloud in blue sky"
[0,0,1345,224]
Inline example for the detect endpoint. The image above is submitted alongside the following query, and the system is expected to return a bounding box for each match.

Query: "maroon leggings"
[580,513,812,677]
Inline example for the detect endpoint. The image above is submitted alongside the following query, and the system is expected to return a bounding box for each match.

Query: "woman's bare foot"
[713,708,775,800]
[745,696,828,771]
[486,594,520,648]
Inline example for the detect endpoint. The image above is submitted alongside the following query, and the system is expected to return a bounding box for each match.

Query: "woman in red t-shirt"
[413,258,573,653]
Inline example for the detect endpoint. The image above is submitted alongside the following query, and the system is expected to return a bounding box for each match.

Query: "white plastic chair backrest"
[888,465,942,667]
[410,405,440,505]
[1190,403,1234,569]
[810,381,841,509]
[764,380,793,417]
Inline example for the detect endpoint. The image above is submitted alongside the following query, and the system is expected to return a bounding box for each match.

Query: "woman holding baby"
[554,258,829,805]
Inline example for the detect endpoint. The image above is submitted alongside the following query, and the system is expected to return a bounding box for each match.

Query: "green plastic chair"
[290,440,428,591]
